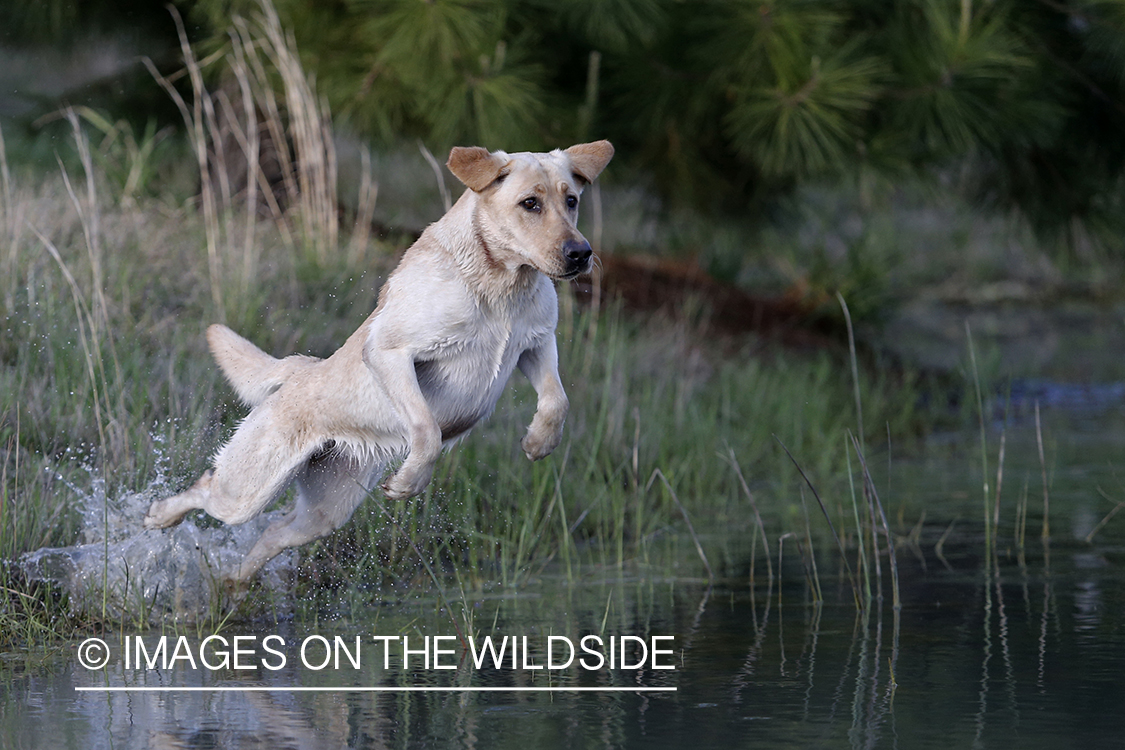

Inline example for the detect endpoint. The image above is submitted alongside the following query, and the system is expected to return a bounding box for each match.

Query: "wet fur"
[143,141,614,585]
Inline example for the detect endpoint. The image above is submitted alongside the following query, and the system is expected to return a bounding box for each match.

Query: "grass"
[0,123,931,635]
[0,1,932,640]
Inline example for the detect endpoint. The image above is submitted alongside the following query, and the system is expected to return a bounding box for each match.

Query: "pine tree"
[177,0,1125,248]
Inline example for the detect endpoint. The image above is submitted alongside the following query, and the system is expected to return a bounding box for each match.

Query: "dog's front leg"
[364,345,442,500]
[517,337,569,461]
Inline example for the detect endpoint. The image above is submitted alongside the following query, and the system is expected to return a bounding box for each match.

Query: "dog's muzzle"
[562,239,594,278]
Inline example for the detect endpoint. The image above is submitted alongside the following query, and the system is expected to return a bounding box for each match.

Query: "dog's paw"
[143,499,185,530]
[381,466,433,500]
[143,470,211,530]
[219,574,252,605]
[521,427,563,461]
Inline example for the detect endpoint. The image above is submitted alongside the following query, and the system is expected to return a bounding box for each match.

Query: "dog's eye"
[520,197,540,212]
[566,195,578,210]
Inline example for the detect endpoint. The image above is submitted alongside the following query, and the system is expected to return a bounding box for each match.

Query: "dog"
[143,140,614,584]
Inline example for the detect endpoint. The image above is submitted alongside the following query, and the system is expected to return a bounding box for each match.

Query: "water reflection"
[7,529,1123,749]
[7,401,1125,748]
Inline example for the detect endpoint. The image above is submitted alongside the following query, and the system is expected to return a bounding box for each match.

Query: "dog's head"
[446,140,614,280]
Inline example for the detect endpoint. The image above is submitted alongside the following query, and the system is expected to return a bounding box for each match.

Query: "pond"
[3,304,1125,749]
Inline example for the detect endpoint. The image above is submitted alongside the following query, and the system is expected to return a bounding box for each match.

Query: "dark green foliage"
[9,0,1125,248]
[0,0,176,46]
[188,0,1125,249]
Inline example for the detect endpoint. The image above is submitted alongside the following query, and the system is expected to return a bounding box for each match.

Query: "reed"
[649,468,713,583]
[1016,478,1028,558]
[935,518,956,571]
[837,291,864,449]
[845,441,873,605]
[1036,401,1050,541]
[0,123,10,224]
[993,429,1006,539]
[144,0,342,318]
[726,448,773,586]
[799,487,822,603]
[1084,487,1124,544]
[850,434,900,612]
[966,322,993,558]
[776,437,859,609]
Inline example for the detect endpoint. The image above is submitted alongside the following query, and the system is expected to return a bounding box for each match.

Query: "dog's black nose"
[563,239,592,267]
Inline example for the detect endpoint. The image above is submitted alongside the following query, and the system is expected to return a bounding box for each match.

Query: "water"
[5,304,1125,748]
[3,529,1124,748]
[7,406,1125,750]
[19,466,295,624]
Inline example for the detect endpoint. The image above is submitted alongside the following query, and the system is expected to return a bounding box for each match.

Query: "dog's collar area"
[450,224,541,299]
[472,226,504,272]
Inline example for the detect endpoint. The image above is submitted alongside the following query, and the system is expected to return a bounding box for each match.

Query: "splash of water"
[20,447,294,625]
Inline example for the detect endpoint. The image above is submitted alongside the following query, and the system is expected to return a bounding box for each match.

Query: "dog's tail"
[206,324,319,407]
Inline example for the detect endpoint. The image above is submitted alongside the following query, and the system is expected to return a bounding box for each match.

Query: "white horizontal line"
[76,686,676,693]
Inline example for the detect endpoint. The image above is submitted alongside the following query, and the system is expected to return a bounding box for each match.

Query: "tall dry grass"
[143,0,346,316]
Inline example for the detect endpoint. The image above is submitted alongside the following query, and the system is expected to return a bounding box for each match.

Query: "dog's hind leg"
[226,451,385,583]
[142,469,216,529]
[143,402,322,530]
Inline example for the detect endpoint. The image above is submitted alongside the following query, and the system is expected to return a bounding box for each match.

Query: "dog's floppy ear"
[447,146,508,192]
[565,140,614,184]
